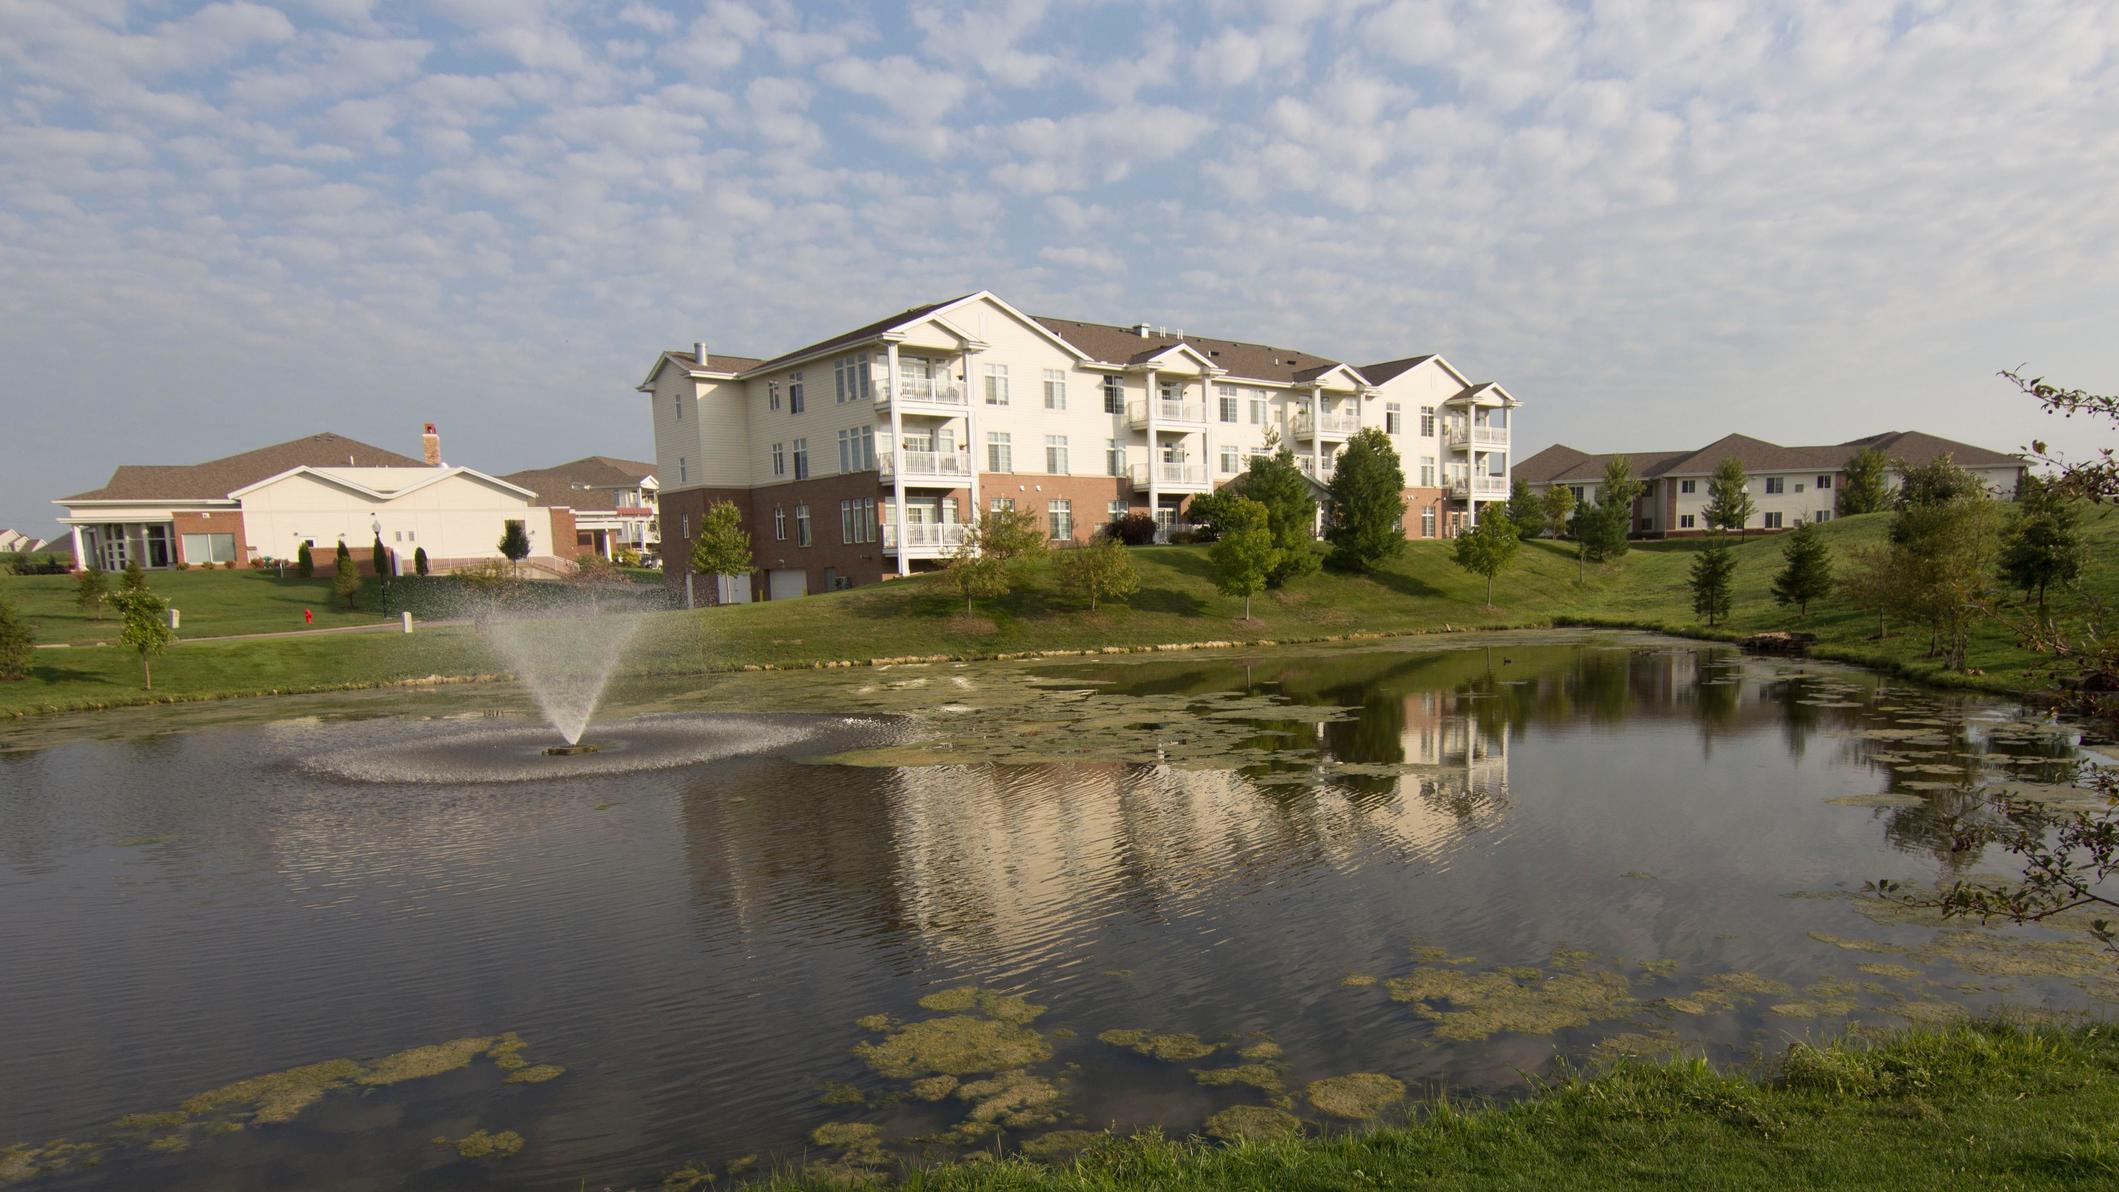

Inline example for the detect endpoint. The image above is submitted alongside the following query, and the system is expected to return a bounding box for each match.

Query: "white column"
[68,525,83,571]
[887,341,908,576]
[1200,374,1214,498]
[1144,368,1160,530]
[963,347,981,534]
[1309,388,1323,478]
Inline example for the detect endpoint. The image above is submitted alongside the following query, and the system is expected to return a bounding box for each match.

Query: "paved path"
[35,618,468,648]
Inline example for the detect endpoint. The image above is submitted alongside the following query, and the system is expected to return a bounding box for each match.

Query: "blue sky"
[4,0,2117,541]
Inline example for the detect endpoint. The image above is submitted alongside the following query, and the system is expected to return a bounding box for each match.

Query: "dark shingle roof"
[747,295,974,373]
[656,349,766,378]
[1519,431,2023,487]
[1032,315,1349,385]
[1356,355,1438,385]
[62,433,426,502]
[502,456,657,511]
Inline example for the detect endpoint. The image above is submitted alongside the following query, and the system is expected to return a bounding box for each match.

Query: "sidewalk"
[34,618,468,648]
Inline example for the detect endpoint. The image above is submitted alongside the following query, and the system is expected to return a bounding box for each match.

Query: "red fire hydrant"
[303,608,314,626]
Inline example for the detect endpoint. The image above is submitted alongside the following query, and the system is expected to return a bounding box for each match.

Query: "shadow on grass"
[1126,586,1209,616]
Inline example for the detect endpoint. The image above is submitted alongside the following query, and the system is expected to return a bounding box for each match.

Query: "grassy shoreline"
[754,1022,2118,1190]
[5,510,2109,719]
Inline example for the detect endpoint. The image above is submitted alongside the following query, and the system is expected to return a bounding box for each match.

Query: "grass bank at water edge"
[758,1023,2119,1191]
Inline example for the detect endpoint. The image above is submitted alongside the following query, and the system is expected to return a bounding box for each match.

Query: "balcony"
[1445,475,1511,499]
[874,377,968,413]
[1130,461,1210,491]
[1297,458,1336,483]
[1446,425,1510,451]
[882,522,969,555]
[1126,398,1207,429]
[1292,410,1361,440]
[878,450,973,485]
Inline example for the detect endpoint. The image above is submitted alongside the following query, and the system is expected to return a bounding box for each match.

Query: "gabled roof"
[1031,316,1346,385]
[1841,430,2022,469]
[229,465,536,503]
[1518,431,2024,487]
[502,456,658,511]
[60,433,425,503]
[641,349,767,389]
[750,295,974,372]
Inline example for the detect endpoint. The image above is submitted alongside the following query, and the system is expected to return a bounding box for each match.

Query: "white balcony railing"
[1127,398,1207,428]
[1298,458,1336,482]
[879,451,973,481]
[1131,461,1209,488]
[1446,475,1511,498]
[1447,425,1510,449]
[882,522,970,552]
[1292,410,1361,438]
[875,377,968,408]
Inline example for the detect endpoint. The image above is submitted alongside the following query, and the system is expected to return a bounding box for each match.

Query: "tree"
[1568,500,1627,575]
[497,521,531,565]
[1838,543,1904,640]
[1209,497,1274,620]
[1324,428,1407,571]
[1541,485,1577,541]
[1243,449,1319,586]
[1179,489,1240,542]
[978,507,1048,564]
[689,500,754,592]
[1689,538,1737,626]
[1057,534,1139,612]
[1703,457,1757,538]
[1998,474,2083,623]
[1589,456,1644,559]
[371,535,390,583]
[1452,507,1520,607]
[333,548,360,610]
[1887,457,2001,670]
[413,546,429,577]
[1769,519,1834,619]
[946,522,1010,615]
[74,565,109,619]
[0,594,32,681]
[121,559,148,592]
[1839,446,1892,515]
[111,586,173,690]
[1506,479,1545,540]
[296,541,314,578]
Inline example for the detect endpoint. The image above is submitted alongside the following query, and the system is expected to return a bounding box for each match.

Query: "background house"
[1517,431,2024,536]
[502,456,660,562]
[0,529,48,555]
[54,428,588,574]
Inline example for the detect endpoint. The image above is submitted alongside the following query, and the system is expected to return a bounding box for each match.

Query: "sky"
[4,0,2118,543]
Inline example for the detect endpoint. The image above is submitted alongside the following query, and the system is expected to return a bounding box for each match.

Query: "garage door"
[715,573,753,604]
[767,569,807,601]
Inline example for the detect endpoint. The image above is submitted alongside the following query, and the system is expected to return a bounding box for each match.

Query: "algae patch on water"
[1191,1063,1284,1094]
[1305,1073,1406,1120]
[1660,971,1792,1017]
[1096,1029,1218,1062]
[449,1129,524,1160]
[857,1015,1052,1078]
[1384,952,1636,1041]
[1204,1105,1304,1142]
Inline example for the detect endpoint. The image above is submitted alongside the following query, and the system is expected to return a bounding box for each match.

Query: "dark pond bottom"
[0,635,2107,1188]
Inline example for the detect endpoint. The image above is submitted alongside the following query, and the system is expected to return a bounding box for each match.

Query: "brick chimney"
[422,422,441,467]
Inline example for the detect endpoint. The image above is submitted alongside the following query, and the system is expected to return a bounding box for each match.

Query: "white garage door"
[715,573,753,604]
[766,569,807,600]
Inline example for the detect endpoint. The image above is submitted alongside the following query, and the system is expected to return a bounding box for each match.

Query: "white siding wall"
[238,472,556,561]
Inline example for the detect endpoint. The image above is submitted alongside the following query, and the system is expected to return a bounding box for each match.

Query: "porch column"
[68,525,83,571]
[963,346,981,539]
[1309,388,1323,479]
[1144,368,1160,530]
[1199,374,1214,499]
[887,341,909,576]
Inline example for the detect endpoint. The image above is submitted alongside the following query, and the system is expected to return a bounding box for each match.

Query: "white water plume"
[482,611,647,744]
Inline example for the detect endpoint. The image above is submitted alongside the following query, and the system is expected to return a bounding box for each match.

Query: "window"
[1680,514,1696,529]
[1109,500,1127,522]
[990,498,1015,513]
[678,456,688,483]
[1814,509,1832,523]
[1043,368,1066,410]
[792,438,811,479]
[1045,434,1068,474]
[181,533,237,564]
[837,428,874,472]
[1764,511,1784,529]
[1420,456,1436,487]
[841,500,854,543]
[1107,439,1124,477]
[834,354,872,404]
[1570,485,1587,502]
[771,443,785,476]
[1421,508,1436,538]
[1218,386,1239,423]
[795,504,812,546]
[769,380,780,411]
[1816,474,1833,489]
[1102,375,1123,414]
[1220,446,1240,474]
[987,432,1012,472]
[836,498,875,544]
[1386,402,1402,434]
[1158,378,1180,402]
[789,372,805,414]
[774,507,786,541]
[1765,476,1784,494]
[1048,499,1073,540]
[1420,406,1435,436]
[1680,479,1695,494]
[674,393,683,421]
[984,363,1009,405]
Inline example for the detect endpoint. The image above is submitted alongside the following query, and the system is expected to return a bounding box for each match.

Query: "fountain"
[481,610,648,747]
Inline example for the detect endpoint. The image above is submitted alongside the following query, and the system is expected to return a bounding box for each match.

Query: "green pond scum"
[0,1031,557,1184]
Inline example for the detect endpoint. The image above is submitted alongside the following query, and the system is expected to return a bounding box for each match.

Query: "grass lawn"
[758,1023,2119,1191]
[2,567,390,645]
[5,508,2117,717]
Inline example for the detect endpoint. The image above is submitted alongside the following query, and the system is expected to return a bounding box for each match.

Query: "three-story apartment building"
[642,291,1520,599]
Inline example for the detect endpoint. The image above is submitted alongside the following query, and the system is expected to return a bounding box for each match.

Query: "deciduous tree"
[1325,428,1407,571]
[111,586,173,690]
[74,565,108,619]
[1998,474,2084,623]
[1056,535,1139,612]
[1839,446,1892,515]
[1209,498,1274,620]
[1540,485,1576,541]
[333,549,360,609]
[1243,449,1320,586]
[0,594,32,681]
[1452,507,1520,607]
[689,500,754,586]
[1506,479,1545,540]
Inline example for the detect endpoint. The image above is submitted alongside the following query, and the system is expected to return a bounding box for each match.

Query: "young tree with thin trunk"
[689,500,754,600]
[75,565,108,619]
[0,594,32,681]
[947,522,1010,615]
[1838,446,1892,515]
[1056,535,1139,612]
[122,559,148,592]
[1506,479,1545,540]
[1770,519,1834,619]
[1838,543,1902,640]
[111,586,173,690]
[977,507,1049,565]
[1541,484,1576,541]
[1210,497,1275,620]
[1703,457,1757,538]
[1998,474,2083,624]
[1325,428,1408,571]
[1452,507,1520,607]
[1595,455,1643,558]
[497,522,531,566]
[1243,449,1319,586]
[1689,537,1737,626]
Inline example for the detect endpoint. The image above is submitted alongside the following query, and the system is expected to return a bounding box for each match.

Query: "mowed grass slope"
[5,508,2117,716]
[4,566,390,644]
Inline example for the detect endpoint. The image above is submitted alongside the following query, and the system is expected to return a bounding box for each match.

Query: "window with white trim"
[674,393,682,421]
[1765,476,1785,494]
[1816,474,1833,489]
[837,427,875,473]
[773,507,786,540]
[834,354,872,405]
[1385,402,1401,434]
[1048,499,1073,540]
[1220,446,1239,474]
[771,443,785,477]
[1250,391,1268,424]
[1218,386,1239,423]
[1420,406,1435,436]
[984,363,1009,405]
[680,514,690,539]
[1419,456,1435,487]
[789,372,805,414]
[1106,439,1124,477]
[1680,514,1696,528]
[1420,508,1436,538]
[768,380,780,411]
[792,438,808,480]
[1102,376,1123,414]
[795,503,811,546]
[987,432,1012,473]
[1680,479,1695,494]
[990,497,1014,512]
[1814,509,1832,523]
[1045,434,1068,474]
[1764,511,1784,528]
[1108,500,1127,522]
[1043,368,1066,410]
[678,456,687,483]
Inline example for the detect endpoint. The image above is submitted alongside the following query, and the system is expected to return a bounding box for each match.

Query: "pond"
[1,630,2111,1187]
